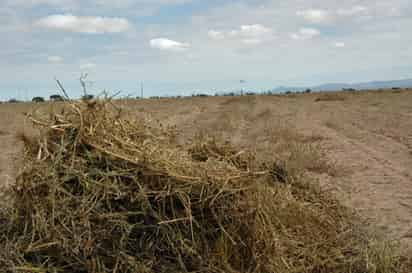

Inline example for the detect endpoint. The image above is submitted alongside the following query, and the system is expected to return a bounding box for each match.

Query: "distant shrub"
[305,89,312,93]
[32,96,45,103]
[50,94,64,101]
[315,93,346,102]
[193,94,208,97]
[82,94,94,101]
[343,88,356,92]
[8,98,20,103]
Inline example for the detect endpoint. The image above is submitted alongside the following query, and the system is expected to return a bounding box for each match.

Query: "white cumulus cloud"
[241,39,262,45]
[208,30,225,40]
[334,42,345,48]
[296,9,332,23]
[48,55,63,63]
[232,24,272,38]
[35,14,131,33]
[290,27,320,40]
[337,6,368,16]
[150,38,190,51]
[209,24,273,45]
[80,62,96,70]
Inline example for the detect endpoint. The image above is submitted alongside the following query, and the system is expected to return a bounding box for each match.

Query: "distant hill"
[271,78,412,93]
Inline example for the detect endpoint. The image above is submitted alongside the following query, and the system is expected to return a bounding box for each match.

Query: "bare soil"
[1,89,412,252]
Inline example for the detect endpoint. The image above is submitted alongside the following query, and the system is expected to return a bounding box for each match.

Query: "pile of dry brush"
[0,99,406,273]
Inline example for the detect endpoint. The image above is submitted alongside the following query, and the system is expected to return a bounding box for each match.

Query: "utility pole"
[140,82,144,99]
[240,80,246,96]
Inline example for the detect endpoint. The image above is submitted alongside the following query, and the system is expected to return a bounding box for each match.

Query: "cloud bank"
[35,14,132,33]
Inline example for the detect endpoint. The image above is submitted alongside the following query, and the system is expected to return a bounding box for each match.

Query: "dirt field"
[1,89,412,253]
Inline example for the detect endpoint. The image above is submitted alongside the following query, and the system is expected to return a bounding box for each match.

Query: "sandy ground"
[1,89,412,252]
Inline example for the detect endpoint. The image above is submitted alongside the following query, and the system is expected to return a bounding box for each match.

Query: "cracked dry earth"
[1,90,412,254]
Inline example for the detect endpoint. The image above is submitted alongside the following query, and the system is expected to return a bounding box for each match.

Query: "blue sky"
[0,0,411,99]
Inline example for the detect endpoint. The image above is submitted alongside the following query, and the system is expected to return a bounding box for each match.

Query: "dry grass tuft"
[188,134,254,171]
[15,131,38,155]
[220,96,256,107]
[0,99,407,273]
[315,93,346,102]
[263,124,338,177]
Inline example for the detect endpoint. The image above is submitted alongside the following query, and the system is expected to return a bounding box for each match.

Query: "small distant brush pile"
[0,99,403,272]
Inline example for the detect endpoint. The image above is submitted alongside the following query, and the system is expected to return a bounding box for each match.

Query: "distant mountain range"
[271,78,412,93]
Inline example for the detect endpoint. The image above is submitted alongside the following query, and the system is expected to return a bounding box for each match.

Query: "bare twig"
[55,78,71,100]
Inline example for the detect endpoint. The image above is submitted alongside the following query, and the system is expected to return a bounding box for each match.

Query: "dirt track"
[1,90,412,252]
[0,103,26,200]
